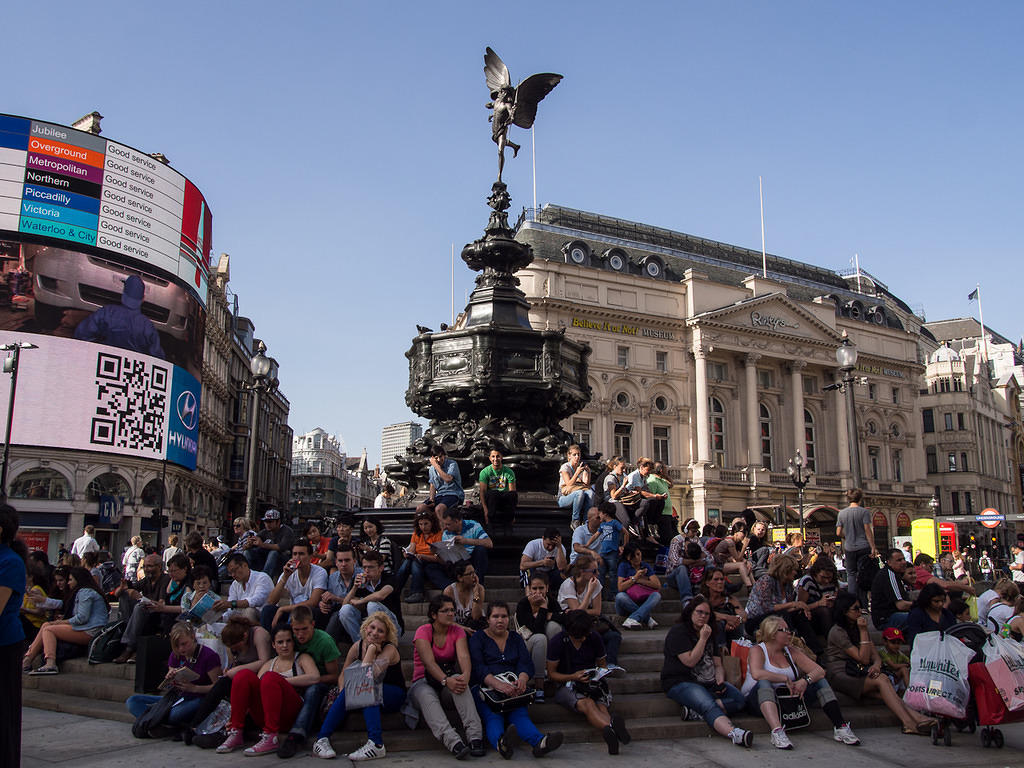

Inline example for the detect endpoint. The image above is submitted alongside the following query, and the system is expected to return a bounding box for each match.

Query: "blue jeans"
[666,681,744,727]
[600,626,622,665]
[339,603,402,644]
[126,694,201,726]
[667,568,693,600]
[246,548,284,581]
[290,682,328,738]
[395,557,451,595]
[600,552,619,598]
[879,611,909,630]
[614,590,662,623]
[472,687,544,748]
[558,489,596,525]
[317,683,406,744]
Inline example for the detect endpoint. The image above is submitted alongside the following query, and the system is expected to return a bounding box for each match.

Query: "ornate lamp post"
[928,494,940,557]
[0,341,37,499]
[787,449,812,542]
[835,332,863,489]
[245,341,275,519]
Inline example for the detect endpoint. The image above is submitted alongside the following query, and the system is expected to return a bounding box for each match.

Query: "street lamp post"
[928,494,940,557]
[244,341,274,520]
[787,449,812,542]
[835,333,863,489]
[0,341,37,499]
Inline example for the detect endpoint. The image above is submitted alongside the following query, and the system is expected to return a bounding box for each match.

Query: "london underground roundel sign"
[978,508,1004,529]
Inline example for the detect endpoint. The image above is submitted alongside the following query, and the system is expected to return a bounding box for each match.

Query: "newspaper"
[430,539,470,564]
[158,666,199,692]
[181,592,222,624]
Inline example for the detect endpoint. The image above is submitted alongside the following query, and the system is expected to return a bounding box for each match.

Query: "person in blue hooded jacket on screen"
[74,274,164,358]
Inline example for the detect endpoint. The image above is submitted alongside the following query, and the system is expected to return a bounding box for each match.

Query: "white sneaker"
[312,737,336,759]
[833,723,860,745]
[771,727,793,749]
[622,618,642,629]
[348,739,386,761]
[731,729,753,748]
[646,617,658,629]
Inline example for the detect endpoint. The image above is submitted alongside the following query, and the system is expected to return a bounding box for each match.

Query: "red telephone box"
[938,521,958,554]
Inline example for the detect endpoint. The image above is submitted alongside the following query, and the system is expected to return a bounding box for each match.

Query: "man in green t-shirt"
[279,606,341,757]
[478,448,517,529]
[647,462,676,544]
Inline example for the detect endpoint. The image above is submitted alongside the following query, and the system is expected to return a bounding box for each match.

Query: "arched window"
[759,403,773,470]
[86,472,130,502]
[140,479,165,507]
[804,409,817,472]
[9,467,72,500]
[710,397,726,467]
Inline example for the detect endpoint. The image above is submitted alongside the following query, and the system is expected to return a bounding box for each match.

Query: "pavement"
[20,707,1024,768]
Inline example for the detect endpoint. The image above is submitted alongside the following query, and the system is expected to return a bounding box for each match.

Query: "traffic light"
[151,508,167,528]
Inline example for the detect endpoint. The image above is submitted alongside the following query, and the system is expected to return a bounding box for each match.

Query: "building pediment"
[688,293,842,347]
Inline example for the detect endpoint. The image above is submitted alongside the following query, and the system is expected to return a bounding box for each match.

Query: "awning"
[17,512,69,529]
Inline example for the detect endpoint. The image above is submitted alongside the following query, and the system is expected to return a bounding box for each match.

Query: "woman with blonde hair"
[742,615,859,750]
[163,534,182,566]
[313,612,407,760]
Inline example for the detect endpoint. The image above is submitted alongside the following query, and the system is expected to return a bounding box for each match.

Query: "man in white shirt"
[71,525,100,559]
[1011,545,1024,585]
[214,553,275,621]
[260,537,327,630]
[519,527,567,590]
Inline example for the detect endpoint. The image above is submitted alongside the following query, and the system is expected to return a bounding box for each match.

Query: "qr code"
[91,352,168,452]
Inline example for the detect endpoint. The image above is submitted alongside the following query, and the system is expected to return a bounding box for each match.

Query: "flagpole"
[854,253,862,293]
[759,176,767,278]
[975,284,990,365]
[531,126,537,219]
[451,244,455,326]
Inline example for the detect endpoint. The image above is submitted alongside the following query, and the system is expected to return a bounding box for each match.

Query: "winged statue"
[484,47,562,183]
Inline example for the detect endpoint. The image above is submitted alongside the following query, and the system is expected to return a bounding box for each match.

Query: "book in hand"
[158,666,199,692]
[580,664,626,681]
[430,539,469,564]
[181,592,221,623]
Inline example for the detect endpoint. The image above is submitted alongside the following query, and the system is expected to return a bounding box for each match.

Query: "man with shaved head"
[113,553,169,664]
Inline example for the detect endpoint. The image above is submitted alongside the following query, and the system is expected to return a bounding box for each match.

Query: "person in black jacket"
[515,575,562,700]
[870,549,912,631]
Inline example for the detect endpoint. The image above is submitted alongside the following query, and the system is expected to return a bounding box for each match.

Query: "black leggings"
[188,675,232,728]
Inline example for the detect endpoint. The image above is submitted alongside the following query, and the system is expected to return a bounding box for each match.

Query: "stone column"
[791,361,807,460]
[694,347,710,465]
[745,353,762,468]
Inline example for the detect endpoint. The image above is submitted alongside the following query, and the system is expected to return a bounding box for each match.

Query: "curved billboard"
[0,114,210,470]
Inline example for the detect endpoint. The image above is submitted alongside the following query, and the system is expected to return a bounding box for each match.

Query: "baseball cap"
[262,509,281,521]
[882,627,904,642]
[122,275,145,310]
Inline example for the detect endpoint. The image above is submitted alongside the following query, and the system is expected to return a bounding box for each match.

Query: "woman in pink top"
[408,595,484,758]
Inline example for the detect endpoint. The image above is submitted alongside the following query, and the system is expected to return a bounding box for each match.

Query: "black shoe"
[451,742,470,760]
[193,731,227,750]
[183,728,195,746]
[610,715,631,745]
[532,732,563,758]
[602,725,620,755]
[469,739,486,757]
[277,733,303,758]
[497,724,517,760]
[148,724,178,740]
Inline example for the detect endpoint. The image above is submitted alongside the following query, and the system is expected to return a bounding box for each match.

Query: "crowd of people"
[5,449,1024,761]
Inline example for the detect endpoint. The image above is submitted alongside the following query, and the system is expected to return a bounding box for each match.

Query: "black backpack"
[856,555,881,591]
[88,619,126,664]
[97,561,121,594]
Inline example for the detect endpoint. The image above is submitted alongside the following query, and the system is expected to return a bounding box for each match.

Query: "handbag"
[344,661,383,710]
[131,689,179,738]
[845,660,870,678]
[618,490,643,506]
[426,659,460,691]
[774,649,810,730]
[480,671,535,713]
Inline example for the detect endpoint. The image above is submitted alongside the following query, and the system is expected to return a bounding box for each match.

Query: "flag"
[968,287,979,301]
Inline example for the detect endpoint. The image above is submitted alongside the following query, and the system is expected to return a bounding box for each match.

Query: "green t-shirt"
[646,475,672,513]
[479,465,516,492]
[297,628,340,675]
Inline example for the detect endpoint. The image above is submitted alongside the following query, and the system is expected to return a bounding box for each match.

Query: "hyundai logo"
[176,390,198,431]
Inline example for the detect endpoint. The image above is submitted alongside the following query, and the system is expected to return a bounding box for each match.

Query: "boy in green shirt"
[478,448,517,530]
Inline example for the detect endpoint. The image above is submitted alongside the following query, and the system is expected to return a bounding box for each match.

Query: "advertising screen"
[0,114,211,471]
[0,114,212,306]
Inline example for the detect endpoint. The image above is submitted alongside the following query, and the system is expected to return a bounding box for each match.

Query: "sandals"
[28,664,59,676]
[916,719,937,734]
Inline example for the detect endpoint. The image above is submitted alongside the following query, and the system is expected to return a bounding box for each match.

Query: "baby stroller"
[966,630,1024,749]
[920,623,985,746]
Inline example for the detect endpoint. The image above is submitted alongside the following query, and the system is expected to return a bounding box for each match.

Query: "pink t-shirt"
[412,623,466,682]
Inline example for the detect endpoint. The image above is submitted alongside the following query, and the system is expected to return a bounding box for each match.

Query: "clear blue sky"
[6,2,1022,467]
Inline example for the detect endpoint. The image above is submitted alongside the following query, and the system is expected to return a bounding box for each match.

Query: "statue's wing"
[512,74,563,129]
[484,47,511,95]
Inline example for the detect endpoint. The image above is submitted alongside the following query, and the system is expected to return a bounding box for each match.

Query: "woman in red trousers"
[217,623,320,755]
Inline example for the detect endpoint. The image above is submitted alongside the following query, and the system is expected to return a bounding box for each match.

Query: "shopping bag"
[775,692,810,730]
[902,630,974,719]
[344,662,383,710]
[982,634,1024,712]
